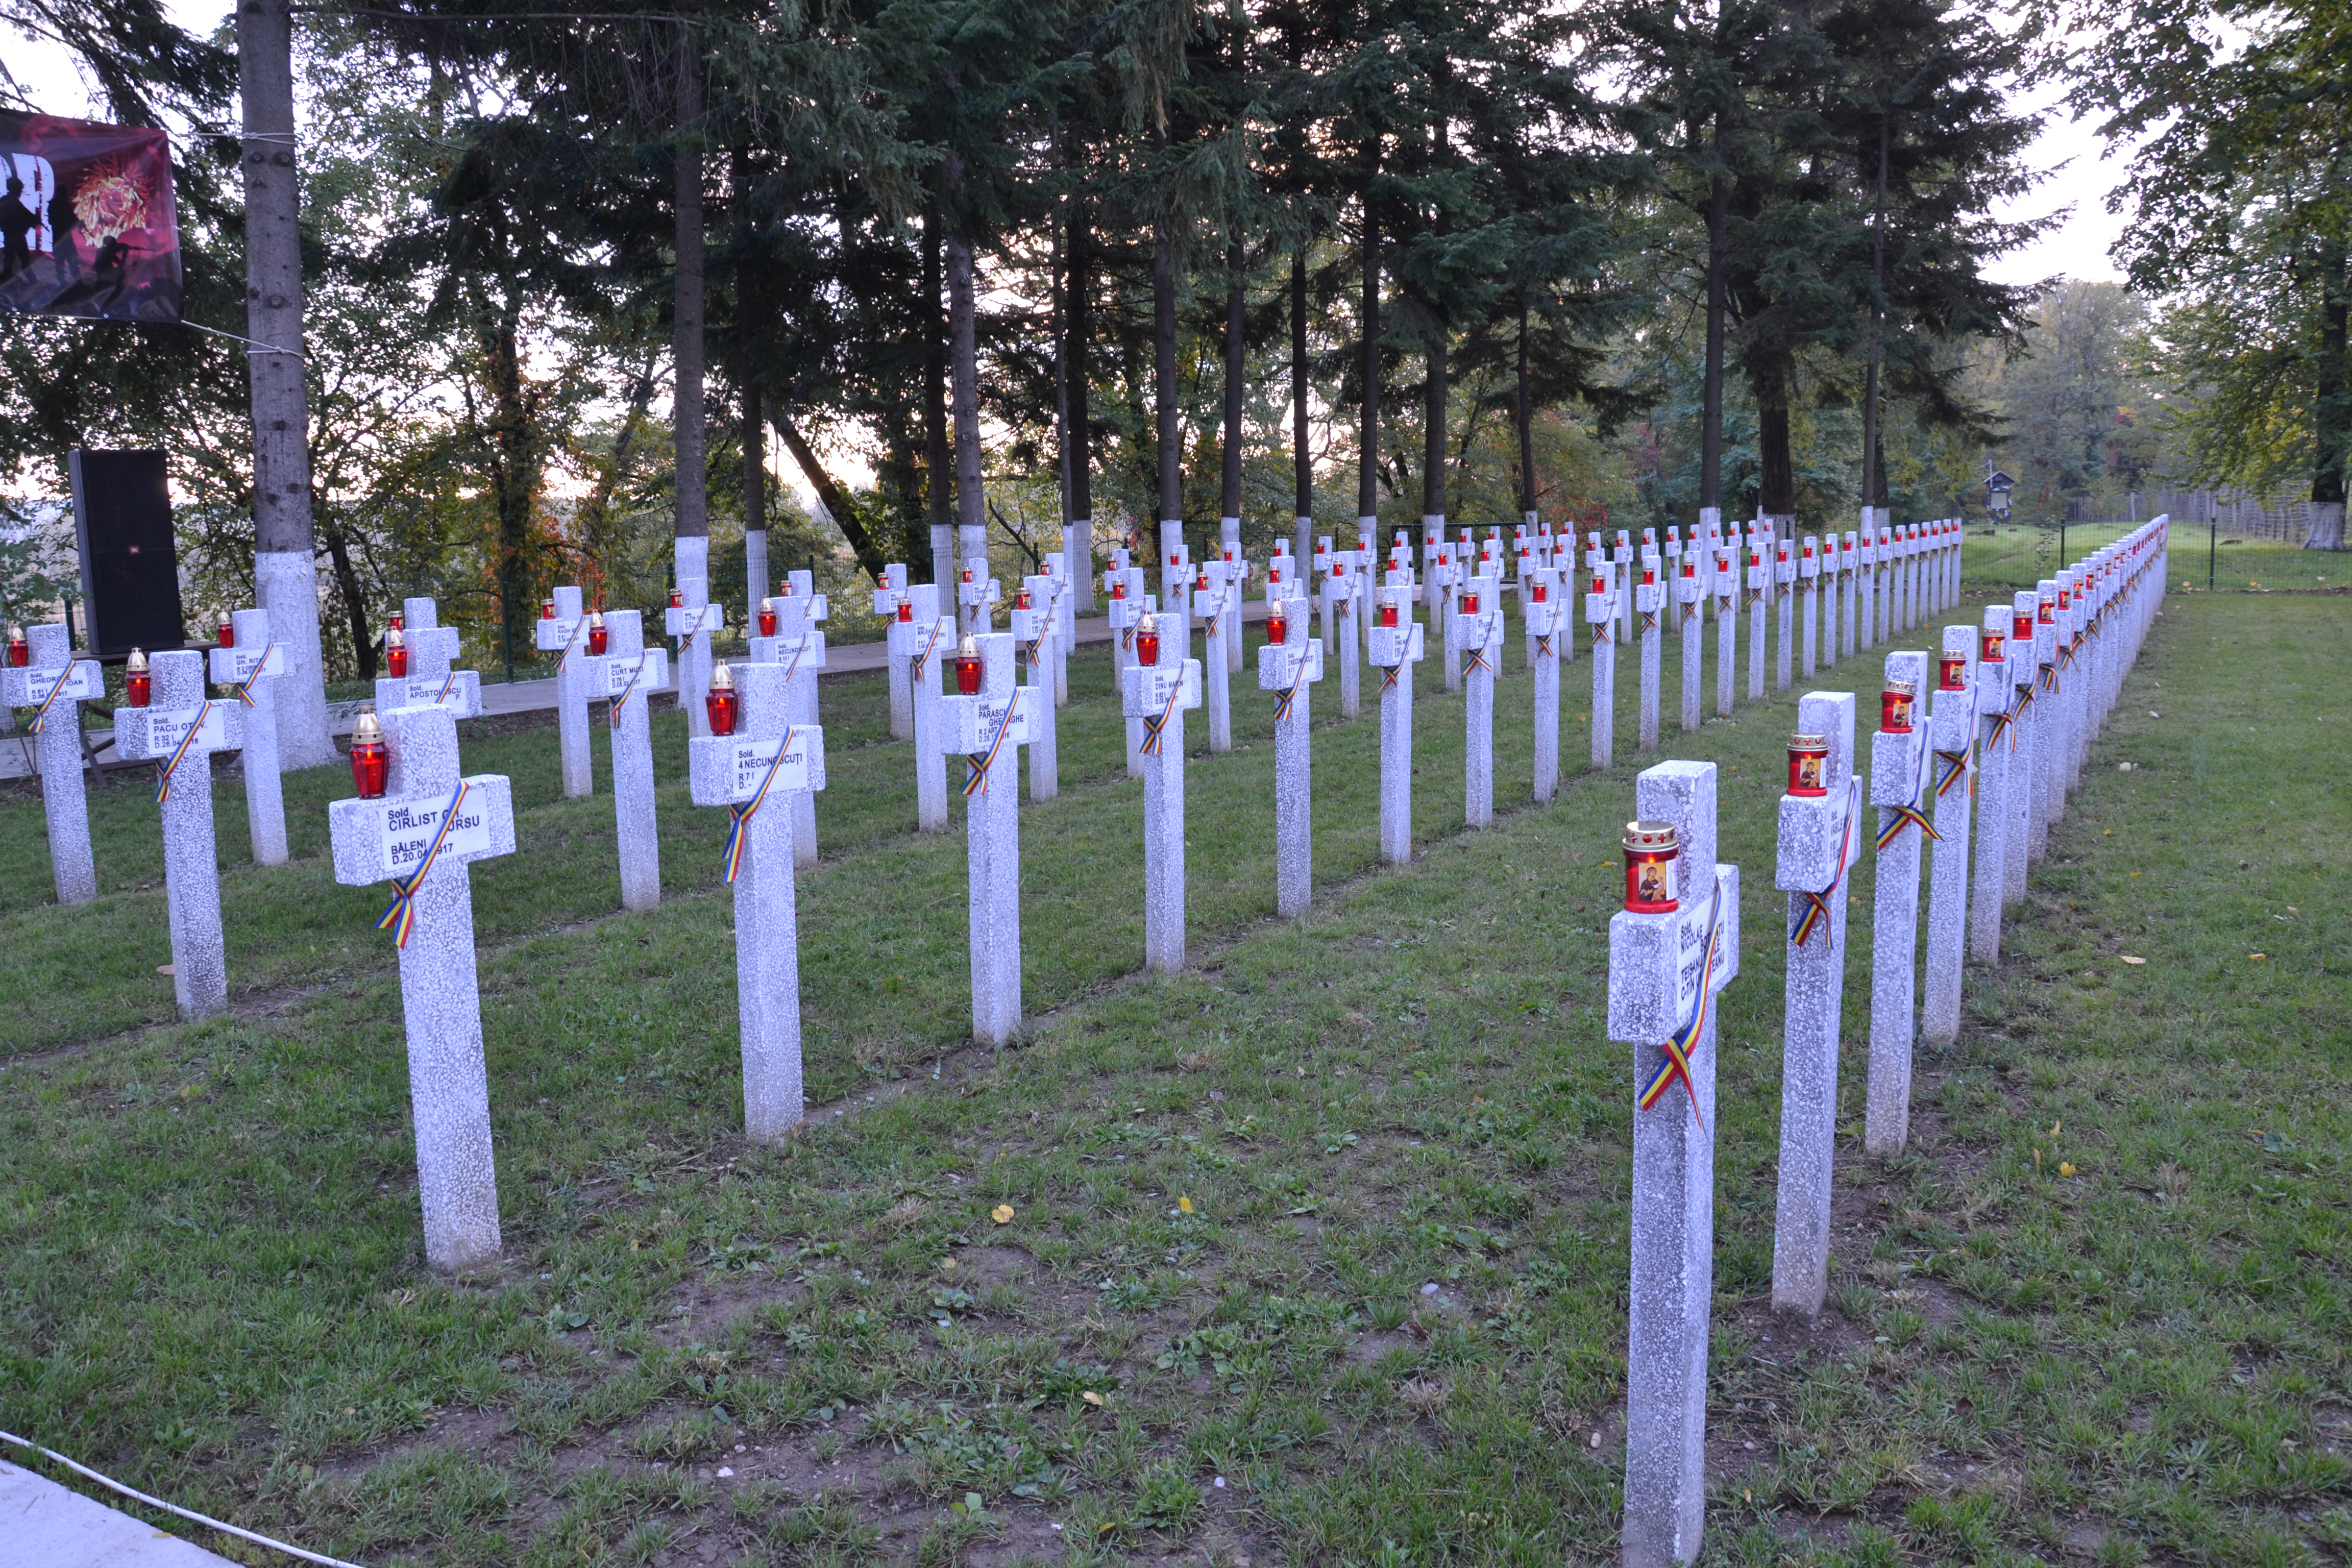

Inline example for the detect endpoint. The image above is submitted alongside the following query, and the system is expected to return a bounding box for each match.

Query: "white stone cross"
[1744,545,1769,702]
[594,610,669,909]
[327,700,516,1271]
[1968,606,2019,963]
[2028,578,2062,862]
[1258,592,1324,917]
[957,521,1000,635]
[749,580,828,866]
[1921,625,1977,1044]
[1012,576,1060,799]
[940,631,1032,1044]
[1675,555,1703,735]
[1865,649,1934,1155]
[378,597,482,719]
[209,606,295,864]
[1459,572,1503,828]
[1608,760,1739,1568]
[114,650,244,1020]
[3,622,103,903]
[1636,554,1663,750]
[1798,536,1821,676]
[1774,538,1797,691]
[687,660,826,1140]
[2002,592,2040,904]
[1526,567,1563,802]
[873,561,915,740]
[1321,547,1361,719]
[1124,610,1203,971]
[1771,690,1859,1319]
[1712,546,1737,719]
[1588,566,1619,768]
[1428,536,1462,695]
[1214,527,1248,674]
[891,581,953,831]
[1368,585,1425,866]
[664,552,725,739]
[1105,565,1151,775]
[1193,557,1238,753]
[533,584,597,797]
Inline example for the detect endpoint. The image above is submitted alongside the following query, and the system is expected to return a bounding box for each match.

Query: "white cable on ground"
[0,1429,370,1568]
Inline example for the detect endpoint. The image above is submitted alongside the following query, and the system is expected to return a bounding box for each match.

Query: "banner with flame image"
[0,110,182,323]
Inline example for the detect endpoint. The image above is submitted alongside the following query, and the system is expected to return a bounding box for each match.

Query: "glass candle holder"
[349,709,387,798]
[125,648,150,707]
[587,612,608,656]
[1135,616,1160,668]
[385,628,408,678]
[1461,590,1480,616]
[1939,653,1967,690]
[6,629,26,667]
[540,598,556,621]
[1881,679,1916,733]
[706,662,738,735]
[388,609,404,632]
[217,616,235,648]
[897,599,913,622]
[2013,611,2034,643]
[669,586,684,610]
[1622,820,1679,913]
[1266,607,1287,646]
[1787,732,1829,796]
[1377,594,1399,629]
[2039,597,2055,624]
[757,599,777,638]
[1980,626,2004,664]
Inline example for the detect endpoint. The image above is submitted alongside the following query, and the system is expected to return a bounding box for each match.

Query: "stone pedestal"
[532,585,596,797]
[941,633,1030,1044]
[744,527,768,627]
[1257,597,1322,917]
[328,703,516,1270]
[595,611,667,910]
[892,584,953,830]
[209,607,293,864]
[114,650,242,1020]
[1772,692,1858,1318]
[1866,650,1933,1156]
[1609,761,1738,1568]
[1370,592,1425,865]
[4,624,103,903]
[1921,626,1978,1044]
[1124,619,1202,972]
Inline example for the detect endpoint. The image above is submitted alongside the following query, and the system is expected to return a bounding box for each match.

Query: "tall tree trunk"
[947,234,985,539]
[1054,191,1071,525]
[487,307,534,683]
[743,377,765,583]
[921,209,950,578]
[1221,240,1245,524]
[320,517,372,679]
[1754,358,1796,532]
[1067,200,1093,528]
[1357,194,1381,532]
[1292,247,1311,558]
[774,415,888,583]
[2314,236,2349,510]
[1516,292,1537,522]
[578,352,656,604]
[1700,113,1729,517]
[1155,218,1182,529]
[1422,332,1447,530]
[1860,107,1891,512]
[673,29,707,544]
[239,0,330,765]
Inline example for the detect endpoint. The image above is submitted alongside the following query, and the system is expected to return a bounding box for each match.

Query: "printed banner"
[0,110,182,323]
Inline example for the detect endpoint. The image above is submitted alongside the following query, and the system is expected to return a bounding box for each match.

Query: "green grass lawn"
[3,589,2347,1567]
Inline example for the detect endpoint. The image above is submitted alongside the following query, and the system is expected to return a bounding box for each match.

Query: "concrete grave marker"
[328,702,516,1271]
[1011,576,1060,799]
[1771,693,1859,1318]
[2003,592,2039,904]
[872,562,914,739]
[4,623,104,903]
[750,579,829,866]
[1215,525,1247,673]
[669,536,720,737]
[1460,573,1503,827]
[1123,610,1203,971]
[892,582,954,830]
[940,632,1032,1045]
[1745,544,1769,702]
[1322,546,1361,719]
[1968,607,2019,963]
[114,650,242,1020]
[1712,546,1737,718]
[1106,565,1152,775]
[1608,761,1739,1568]
[1193,556,1238,752]
[533,585,598,796]
[209,607,293,864]
[1636,555,1663,750]
[1799,537,1820,677]
[1675,555,1703,734]
[594,611,668,910]
[1920,625,1977,1045]
[2028,579,2061,861]
[1527,567,1564,802]
[377,598,482,720]
[1369,585,1426,865]
[1588,565,1619,768]
[1774,538,1796,691]
[1865,650,1934,1155]
[1256,593,1323,916]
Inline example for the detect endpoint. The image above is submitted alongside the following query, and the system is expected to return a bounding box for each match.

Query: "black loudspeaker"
[70,449,184,657]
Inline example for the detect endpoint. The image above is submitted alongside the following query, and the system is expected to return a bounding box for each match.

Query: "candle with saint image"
[706,661,739,736]
[2039,596,2054,624]
[1134,615,1160,668]
[757,598,777,638]
[385,626,408,677]
[348,708,387,798]
[1621,819,1679,913]
[1788,732,1829,796]
[1939,653,1967,690]
[125,647,150,707]
[1881,678,1916,733]
[586,611,608,656]
[1980,625,2004,664]
[540,597,556,620]
[388,608,404,632]
[669,586,683,610]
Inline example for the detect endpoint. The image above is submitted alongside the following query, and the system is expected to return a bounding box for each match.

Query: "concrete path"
[1,605,1268,782]
[0,1459,241,1567]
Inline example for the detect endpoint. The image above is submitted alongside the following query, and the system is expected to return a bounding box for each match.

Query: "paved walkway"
[1,604,1267,781]
[0,1459,240,1567]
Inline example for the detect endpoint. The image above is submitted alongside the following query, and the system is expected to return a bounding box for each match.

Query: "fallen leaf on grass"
[991,1204,1015,1225]
[2248,952,2267,961]
[2059,1162,2079,1178]
[2120,955,2147,965]
[1081,1390,1107,1407]
[1178,1195,1195,1214]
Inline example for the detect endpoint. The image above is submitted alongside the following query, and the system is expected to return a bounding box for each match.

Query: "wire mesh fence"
[1960,522,2347,596]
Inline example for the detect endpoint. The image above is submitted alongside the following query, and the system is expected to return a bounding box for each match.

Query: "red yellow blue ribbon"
[153,702,214,804]
[1640,610,1659,635]
[1638,880,1723,1128]
[963,702,1018,796]
[1590,624,1611,648]
[1792,778,1860,948]
[1933,748,1970,798]
[1271,655,1311,722]
[721,726,798,883]
[912,619,946,679]
[26,663,80,734]
[234,644,280,707]
[1140,669,1187,757]
[1875,795,1942,850]
[608,654,648,728]
[375,780,470,947]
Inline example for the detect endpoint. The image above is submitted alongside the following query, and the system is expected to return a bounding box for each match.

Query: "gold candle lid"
[1883,678,1914,695]
[352,706,383,744]
[710,660,734,690]
[1623,819,1678,853]
[1789,731,1827,750]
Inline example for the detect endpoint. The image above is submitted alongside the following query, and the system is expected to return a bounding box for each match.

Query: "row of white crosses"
[1608,518,2169,1564]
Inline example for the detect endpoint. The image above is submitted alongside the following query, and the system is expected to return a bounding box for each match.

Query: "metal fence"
[1961,522,2347,595]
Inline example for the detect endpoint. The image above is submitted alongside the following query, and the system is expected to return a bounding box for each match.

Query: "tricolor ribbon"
[234,644,280,707]
[912,619,946,679]
[375,780,469,946]
[434,668,460,706]
[1745,589,1763,611]
[1272,656,1311,722]
[608,654,648,728]
[1985,704,2018,751]
[1637,880,1724,1129]
[1875,793,1942,850]
[1590,624,1611,648]
[1639,610,1659,635]
[1140,671,1186,756]
[1933,747,1970,798]
[1381,660,1405,692]
[1466,643,1494,677]
[556,614,590,674]
[1680,603,1698,629]
[721,727,797,883]
[1792,776,1861,948]
[26,664,79,734]
[153,702,213,804]
[963,702,1019,796]
[2039,662,2059,695]
[1535,634,1555,658]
